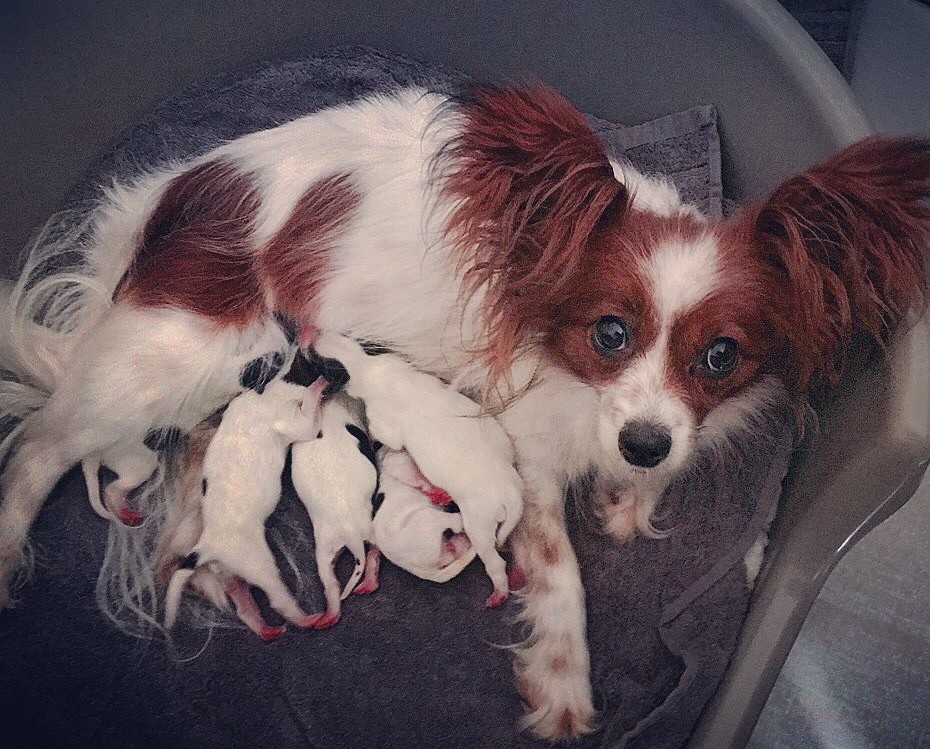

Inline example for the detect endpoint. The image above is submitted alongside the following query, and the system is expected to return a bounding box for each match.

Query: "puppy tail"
[81,457,112,521]
[164,553,200,628]
[339,539,367,600]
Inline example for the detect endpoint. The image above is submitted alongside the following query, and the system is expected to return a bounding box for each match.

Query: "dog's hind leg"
[0,424,86,607]
[224,576,285,641]
[228,533,314,629]
[305,538,343,629]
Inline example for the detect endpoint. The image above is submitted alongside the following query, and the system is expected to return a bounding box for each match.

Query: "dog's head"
[444,85,930,482]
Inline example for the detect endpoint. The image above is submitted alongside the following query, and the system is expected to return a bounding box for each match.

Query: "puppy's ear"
[441,84,626,382]
[300,377,327,418]
[747,136,930,391]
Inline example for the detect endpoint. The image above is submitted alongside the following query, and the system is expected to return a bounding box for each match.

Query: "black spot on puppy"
[144,426,184,451]
[201,478,208,495]
[359,340,393,356]
[345,424,377,466]
[240,350,286,393]
[274,312,299,345]
[179,552,200,570]
[371,492,386,516]
[284,349,350,395]
[291,348,350,395]
[442,500,461,514]
[282,350,317,387]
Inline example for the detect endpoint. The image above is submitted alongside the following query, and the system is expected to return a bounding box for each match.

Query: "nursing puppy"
[1,82,928,740]
[163,376,326,633]
[373,448,476,583]
[290,393,379,629]
[312,330,524,609]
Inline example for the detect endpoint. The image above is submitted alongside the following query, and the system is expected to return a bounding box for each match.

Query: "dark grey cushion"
[0,46,792,749]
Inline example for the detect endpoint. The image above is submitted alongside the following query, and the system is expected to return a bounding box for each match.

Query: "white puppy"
[290,394,379,629]
[164,376,325,633]
[373,448,476,583]
[311,331,523,607]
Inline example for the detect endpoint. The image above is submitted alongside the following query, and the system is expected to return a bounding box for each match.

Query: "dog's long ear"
[746,136,930,392]
[441,84,625,383]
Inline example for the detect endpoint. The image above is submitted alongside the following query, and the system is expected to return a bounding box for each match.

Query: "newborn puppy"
[164,376,326,633]
[373,448,476,582]
[290,394,379,629]
[311,330,523,607]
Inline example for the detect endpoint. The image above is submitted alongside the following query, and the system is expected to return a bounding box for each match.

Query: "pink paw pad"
[304,612,341,630]
[425,486,453,505]
[353,580,378,595]
[485,590,508,608]
[117,508,143,527]
[260,625,286,642]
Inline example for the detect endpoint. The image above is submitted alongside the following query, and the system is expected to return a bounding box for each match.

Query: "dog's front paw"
[516,654,598,741]
[597,487,637,543]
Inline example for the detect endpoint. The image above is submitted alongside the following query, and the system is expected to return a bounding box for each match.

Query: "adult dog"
[1,83,927,740]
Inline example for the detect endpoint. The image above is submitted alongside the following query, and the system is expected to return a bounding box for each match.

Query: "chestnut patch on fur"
[117,160,264,326]
[442,84,626,386]
[542,209,706,384]
[258,173,360,324]
[724,136,930,393]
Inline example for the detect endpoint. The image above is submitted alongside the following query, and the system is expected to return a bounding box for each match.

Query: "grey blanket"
[0,47,793,749]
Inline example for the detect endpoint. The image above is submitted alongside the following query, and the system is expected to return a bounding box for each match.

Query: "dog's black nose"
[618,422,672,468]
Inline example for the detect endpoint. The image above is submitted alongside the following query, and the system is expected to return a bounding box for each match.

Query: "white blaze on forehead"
[640,235,720,325]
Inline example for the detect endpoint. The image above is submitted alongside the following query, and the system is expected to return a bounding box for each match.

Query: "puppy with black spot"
[290,393,379,629]
[372,448,475,583]
[311,329,523,607]
[164,371,326,634]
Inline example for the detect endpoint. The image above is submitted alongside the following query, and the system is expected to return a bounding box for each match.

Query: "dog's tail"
[164,552,201,628]
[340,538,368,600]
[81,457,113,521]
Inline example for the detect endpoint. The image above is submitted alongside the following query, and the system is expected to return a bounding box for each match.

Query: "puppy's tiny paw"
[485,589,508,608]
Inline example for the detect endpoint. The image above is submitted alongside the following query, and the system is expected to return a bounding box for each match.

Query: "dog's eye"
[591,316,629,355]
[704,337,739,376]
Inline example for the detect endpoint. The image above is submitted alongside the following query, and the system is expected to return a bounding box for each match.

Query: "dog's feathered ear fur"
[746,136,930,392]
[441,84,625,384]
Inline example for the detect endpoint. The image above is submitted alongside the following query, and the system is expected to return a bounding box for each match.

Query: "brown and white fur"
[1,83,928,740]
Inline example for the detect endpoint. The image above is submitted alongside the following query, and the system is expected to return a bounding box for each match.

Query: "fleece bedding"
[0,47,794,749]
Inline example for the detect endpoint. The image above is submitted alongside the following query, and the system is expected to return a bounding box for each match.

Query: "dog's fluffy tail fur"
[0,197,181,627]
